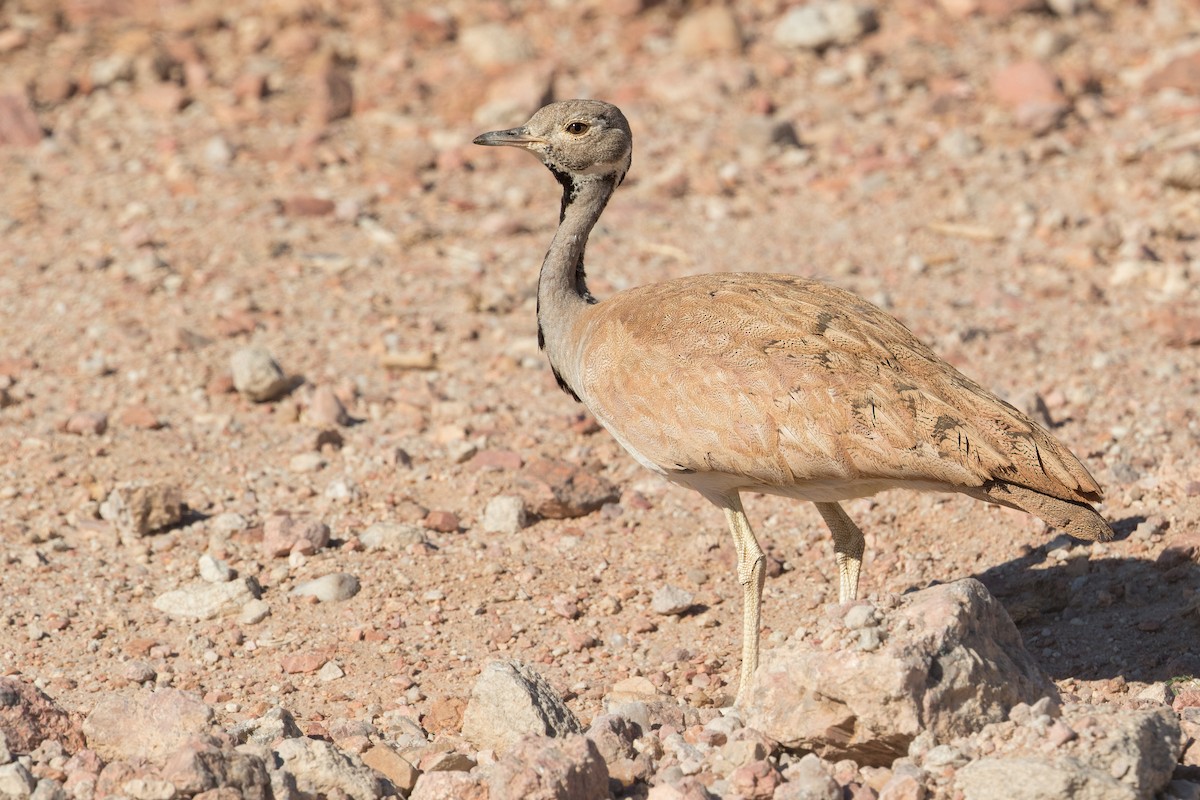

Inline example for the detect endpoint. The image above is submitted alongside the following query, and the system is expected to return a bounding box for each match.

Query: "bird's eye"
[565,121,589,135]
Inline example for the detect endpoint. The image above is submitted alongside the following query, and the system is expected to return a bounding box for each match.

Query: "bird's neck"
[536,169,616,396]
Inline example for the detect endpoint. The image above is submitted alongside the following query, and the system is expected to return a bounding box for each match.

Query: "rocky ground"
[1,0,1200,797]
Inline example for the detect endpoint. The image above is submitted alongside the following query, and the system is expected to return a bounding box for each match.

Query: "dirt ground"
[2,0,1199,776]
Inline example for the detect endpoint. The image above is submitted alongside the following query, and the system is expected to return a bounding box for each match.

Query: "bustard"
[474,100,1112,701]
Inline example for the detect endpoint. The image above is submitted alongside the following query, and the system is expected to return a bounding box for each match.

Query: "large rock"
[460,661,583,753]
[82,690,214,764]
[0,677,86,754]
[273,737,387,799]
[410,770,488,800]
[227,707,303,747]
[955,704,1182,800]
[160,738,272,800]
[742,579,1056,766]
[0,762,36,797]
[485,734,609,800]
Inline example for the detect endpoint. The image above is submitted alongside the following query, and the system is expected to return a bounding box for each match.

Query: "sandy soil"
[1,0,1199,772]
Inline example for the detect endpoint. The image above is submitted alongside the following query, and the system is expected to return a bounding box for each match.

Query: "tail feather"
[967,480,1113,542]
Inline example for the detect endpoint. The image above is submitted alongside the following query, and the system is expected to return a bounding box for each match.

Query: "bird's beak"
[472,127,546,148]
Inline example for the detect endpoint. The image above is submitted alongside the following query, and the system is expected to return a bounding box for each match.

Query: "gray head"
[473,99,633,186]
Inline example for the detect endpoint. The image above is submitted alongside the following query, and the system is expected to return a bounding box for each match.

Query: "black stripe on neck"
[546,165,601,306]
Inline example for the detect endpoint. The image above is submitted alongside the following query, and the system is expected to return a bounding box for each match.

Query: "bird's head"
[473,99,632,186]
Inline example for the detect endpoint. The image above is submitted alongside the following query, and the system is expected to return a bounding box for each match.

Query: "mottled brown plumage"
[474,100,1112,702]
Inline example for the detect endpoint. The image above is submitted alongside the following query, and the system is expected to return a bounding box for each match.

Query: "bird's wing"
[576,273,1102,503]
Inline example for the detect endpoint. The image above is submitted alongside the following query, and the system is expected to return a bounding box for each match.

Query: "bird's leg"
[722,494,766,703]
[815,502,865,603]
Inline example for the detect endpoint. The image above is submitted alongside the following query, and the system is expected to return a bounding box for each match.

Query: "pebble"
[0,88,43,148]
[482,495,528,535]
[675,5,743,56]
[518,457,620,519]
[309,385,350,426]
[1046,0,1088,14]
[990,60,1068,133]
[289,452,326,473]
[1162,151,1200,191]
[123,661,157,684]
[458,23,533,68]
[64,411,108,436]
[423,510,460,533]
[209,512,248,535]
[318,661,345,682]
[360,522,426,551]
[938,128,983,159]
[282,196,336,217]
[1144,51,1200,94]
[239,598,271,625]
[857,627,883,651]
[308,57,354,125]
[152,578,261,620]
[773,1,877,50]
[651,585,696,616]
[325,479,360,503]
[228,706,304,746]
[198,554,234,583]
[844,604,877,630]
[0,763,36,797]
[281,653,327,674]
[291,573,360,602]
[262,514,330,557]
[203,135,234,168]
[88,54,134,88]
[99,482,184,539]
[230,346,290,402]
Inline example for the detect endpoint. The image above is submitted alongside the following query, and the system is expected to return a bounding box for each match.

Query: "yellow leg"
[721,493,765,703]
[816,502,865,603]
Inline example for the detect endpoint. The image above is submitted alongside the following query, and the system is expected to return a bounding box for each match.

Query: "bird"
[473,99,1112,703]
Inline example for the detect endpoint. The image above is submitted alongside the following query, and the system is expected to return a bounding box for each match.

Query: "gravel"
[0,0,1198,797]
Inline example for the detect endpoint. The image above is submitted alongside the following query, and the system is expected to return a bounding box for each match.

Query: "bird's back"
[573,273,1102,505]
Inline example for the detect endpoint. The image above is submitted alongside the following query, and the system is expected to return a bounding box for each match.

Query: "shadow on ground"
[965,516,1200,684]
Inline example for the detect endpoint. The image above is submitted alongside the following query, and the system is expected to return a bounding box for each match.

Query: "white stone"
[318,661,345,682]
[198,554,234,583]
[153,578,261,620]
[0,762,35,798]
[482,495,528,535]
[360,522,426,551]
[743,579,1057,766]
[289,453,326,473]
[291,573,360,602]
[239,599,271,625]
[231,346,289,402]
[461,660,584,753]
[650,585,695,616]
[773,1,876,50]
[274,738,385,799]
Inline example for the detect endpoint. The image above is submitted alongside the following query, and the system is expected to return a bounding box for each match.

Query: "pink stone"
[261,515,330,558]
